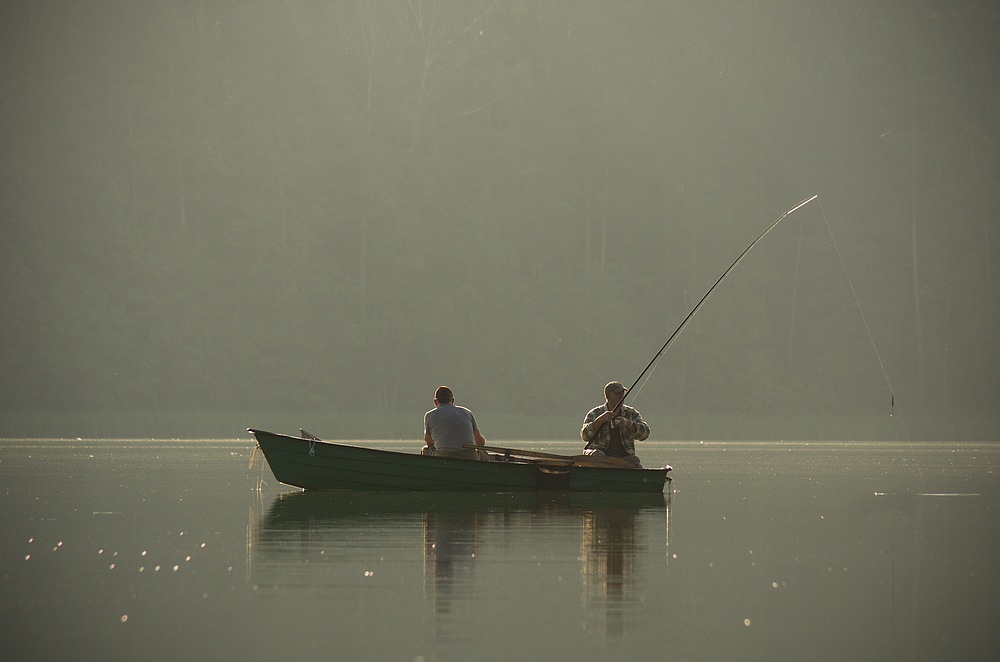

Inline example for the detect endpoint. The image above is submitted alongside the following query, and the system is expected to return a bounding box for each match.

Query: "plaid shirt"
[580,403,650,456]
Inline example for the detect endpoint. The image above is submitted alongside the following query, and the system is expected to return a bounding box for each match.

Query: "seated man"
[421,386,487,460]
[580,381,649,468]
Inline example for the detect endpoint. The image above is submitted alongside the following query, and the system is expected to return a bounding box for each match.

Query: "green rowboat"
[249,428,670,493]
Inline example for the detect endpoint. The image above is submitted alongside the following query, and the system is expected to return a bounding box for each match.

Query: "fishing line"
[817,202,908,436]
[818,203,896,411]
[818,200,921,492]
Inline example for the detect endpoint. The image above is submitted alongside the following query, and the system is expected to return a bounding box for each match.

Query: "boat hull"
[249,429,669,493]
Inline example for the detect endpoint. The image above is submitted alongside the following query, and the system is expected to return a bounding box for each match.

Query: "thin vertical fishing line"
[818,202,896,407]
[629,355,658,401]
[817,201,920,490]
[817,202,903,425]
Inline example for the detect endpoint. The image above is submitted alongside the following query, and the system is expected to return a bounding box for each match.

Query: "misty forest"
[2,1,998,440]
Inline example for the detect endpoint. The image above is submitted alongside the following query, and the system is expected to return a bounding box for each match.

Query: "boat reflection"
[250,490,670,638]
[580,503,641,635]
[422,508,480,642]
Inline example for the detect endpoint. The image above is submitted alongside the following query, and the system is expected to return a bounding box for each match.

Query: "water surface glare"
[1,440,998,660]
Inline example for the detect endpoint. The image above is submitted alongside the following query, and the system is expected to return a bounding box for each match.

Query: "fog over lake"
[1,2,998,442]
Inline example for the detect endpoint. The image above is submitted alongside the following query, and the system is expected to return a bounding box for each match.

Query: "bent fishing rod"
[615,195,818,412]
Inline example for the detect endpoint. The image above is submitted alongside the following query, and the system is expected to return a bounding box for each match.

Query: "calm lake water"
[2,439,998,661]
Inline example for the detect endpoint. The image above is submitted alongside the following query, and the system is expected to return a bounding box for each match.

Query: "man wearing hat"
[580,381,649,468]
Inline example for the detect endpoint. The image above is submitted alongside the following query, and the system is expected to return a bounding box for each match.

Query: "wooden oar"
[465,444,637,469]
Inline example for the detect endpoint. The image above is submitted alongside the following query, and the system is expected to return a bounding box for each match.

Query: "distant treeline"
[2,1,998,440]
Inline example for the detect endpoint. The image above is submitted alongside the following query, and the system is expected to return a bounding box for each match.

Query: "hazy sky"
[2,1,997,440]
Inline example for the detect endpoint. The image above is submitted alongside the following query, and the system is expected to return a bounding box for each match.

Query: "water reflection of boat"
[249,490,670,637]
[260,490,668,526]
[422,507,480,642]
[581,503,646,636]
